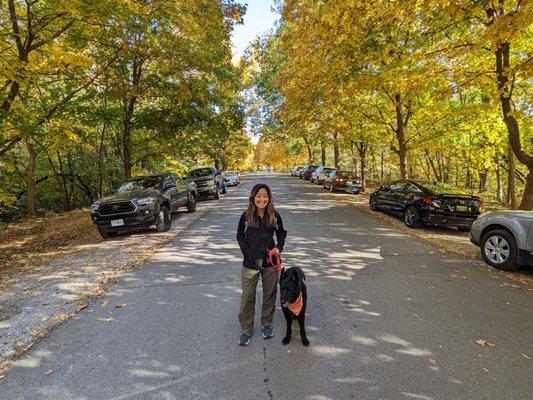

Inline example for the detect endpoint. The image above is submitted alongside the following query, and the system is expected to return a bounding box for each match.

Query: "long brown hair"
[245,184,278,228]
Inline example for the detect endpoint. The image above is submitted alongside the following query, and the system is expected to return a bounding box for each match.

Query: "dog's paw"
[301,337,310,347]
[282,337,291,345]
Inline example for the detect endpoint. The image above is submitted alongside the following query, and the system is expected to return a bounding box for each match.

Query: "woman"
[236,183,287,346]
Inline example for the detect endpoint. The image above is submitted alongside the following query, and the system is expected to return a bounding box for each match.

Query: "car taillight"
[355,180,362,184]
[423,197,441,208]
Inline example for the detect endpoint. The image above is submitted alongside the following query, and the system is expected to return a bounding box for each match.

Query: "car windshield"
[187,168,213,178]
[226,171,237,176]
[413,180,466,195]
[338,171,357,179]
[116,177,161,193]
[324,168,336,174]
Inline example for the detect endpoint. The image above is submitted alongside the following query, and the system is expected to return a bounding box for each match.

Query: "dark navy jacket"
[236,211,287,269]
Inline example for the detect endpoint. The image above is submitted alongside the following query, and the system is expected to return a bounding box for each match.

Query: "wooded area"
[1,0,532,223]
[246,0,532,210]
[0,0,251,222]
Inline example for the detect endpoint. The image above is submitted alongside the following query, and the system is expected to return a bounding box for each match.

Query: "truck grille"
[196,181,209,187]
[99,201,135,215]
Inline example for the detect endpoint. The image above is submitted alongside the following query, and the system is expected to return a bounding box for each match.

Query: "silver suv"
[470,211,533,270]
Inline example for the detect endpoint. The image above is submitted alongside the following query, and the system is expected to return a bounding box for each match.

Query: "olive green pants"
[239,267,278,335]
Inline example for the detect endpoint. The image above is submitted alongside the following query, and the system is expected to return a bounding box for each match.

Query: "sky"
[231,0,279,62]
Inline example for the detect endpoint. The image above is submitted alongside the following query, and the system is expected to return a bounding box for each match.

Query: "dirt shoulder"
[0,193,234,374]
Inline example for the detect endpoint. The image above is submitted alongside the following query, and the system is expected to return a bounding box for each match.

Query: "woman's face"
[253,188,269,211]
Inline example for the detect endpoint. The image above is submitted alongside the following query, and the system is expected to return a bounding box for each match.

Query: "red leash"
[267,248,283,273]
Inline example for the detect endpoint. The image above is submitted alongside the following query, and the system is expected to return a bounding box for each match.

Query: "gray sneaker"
[262,325,273,339]
[238,332,252,346]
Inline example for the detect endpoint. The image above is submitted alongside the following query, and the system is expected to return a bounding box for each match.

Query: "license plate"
[347,181,353,184]
[111,219,124,227]
[456,205,468,212]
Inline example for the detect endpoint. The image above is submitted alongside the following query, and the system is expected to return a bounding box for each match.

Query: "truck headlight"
[91,202,100,212]
[137,197,156,206]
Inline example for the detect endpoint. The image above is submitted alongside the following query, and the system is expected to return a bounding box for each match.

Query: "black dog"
[279,267,309,346]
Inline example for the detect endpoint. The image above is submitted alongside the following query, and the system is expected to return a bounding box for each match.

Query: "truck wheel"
[481,229,520,271]
[98,227,118,239]
[156,206,171,232]
[187,193,197,213]
[213,185,220,200]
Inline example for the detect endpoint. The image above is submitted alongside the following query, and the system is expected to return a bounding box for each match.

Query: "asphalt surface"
[1,174,532,400]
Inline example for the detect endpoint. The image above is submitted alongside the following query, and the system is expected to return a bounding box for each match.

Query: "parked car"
[303,165,319,180]
[186,167,226,200]
[224,170,240,186]
[369,180,482,230]
[90,173,197,239]
[298,164,309,178]
[310,166,324,183]
[292,165,304,176]
[470,211,533,271]
[315,167,337,185]
[323,170,363,193]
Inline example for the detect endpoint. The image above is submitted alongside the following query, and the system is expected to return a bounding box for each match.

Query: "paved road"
[1,174,532,400]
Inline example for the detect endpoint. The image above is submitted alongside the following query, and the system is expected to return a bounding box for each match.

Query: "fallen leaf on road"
[44,369,53,375]
[482,368,489,373]
[103,317,114,322]
[76,305,87,312]
[101,301,109,308]
[115,303,127,308]
[428,358,437,365]
[476,339,496,347]
[522,353,532,360]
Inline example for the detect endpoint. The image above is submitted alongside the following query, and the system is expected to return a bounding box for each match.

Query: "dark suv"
[90,173,196,239]
[186,167,226,200]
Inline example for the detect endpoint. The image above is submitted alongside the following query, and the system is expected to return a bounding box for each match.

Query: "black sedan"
[369,180,482,230]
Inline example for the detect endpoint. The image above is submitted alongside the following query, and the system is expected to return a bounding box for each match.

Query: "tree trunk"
[393,94,410,179]
[333,132,339,169]
[479,169,488,193]
[355,141,367,190]
[25,140,37,217]
[495,155,503,202]
[507,142,517,209]
[495,41,533,210]
[320,139,326,165]
[350,142,358,173]
[380,147,384,182]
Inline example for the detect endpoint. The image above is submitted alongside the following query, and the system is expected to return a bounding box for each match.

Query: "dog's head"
[280,268,301,308]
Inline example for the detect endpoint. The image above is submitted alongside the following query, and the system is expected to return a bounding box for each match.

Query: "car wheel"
[403,206,421,228]
[98,227,118,239]
[369,196,380,211]
[186,193,197,213]
[221,184,227,194]
[213,186,220,200]
[329,184,335,192]
[156,206,171,232]
[481,229,520,271]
